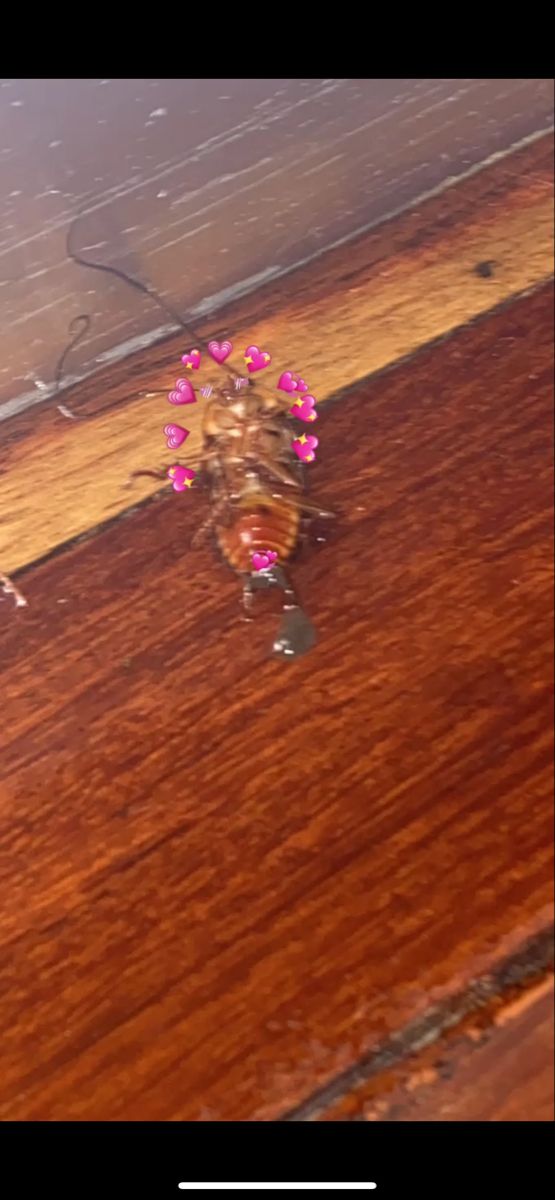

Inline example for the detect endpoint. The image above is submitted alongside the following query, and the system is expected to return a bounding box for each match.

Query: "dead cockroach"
[54,220,336,657]
[131,373,335,659]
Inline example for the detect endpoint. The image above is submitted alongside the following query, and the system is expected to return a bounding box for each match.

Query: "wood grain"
[1,134,554,576]
[1,78,553,412]
[320,976,554,1121]
[0,280,552,1121]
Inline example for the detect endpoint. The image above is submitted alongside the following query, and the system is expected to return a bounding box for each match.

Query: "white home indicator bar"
[178,1186,377,1192]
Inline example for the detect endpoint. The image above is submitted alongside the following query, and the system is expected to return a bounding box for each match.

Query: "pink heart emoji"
[292,434,319,463]
[252,552,269,571]
[252,550,277,571]
[181,348,201,370]
[208,339,233,364]
[244,345,271,373]
[168,378,196,405]
[163,423,189,450]
[277,370,309,393]
[167,464,196,492]
[289,394,318,423]
[277,371,298,394]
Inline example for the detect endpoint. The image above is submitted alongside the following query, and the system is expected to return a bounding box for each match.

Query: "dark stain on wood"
[475,260,497,278]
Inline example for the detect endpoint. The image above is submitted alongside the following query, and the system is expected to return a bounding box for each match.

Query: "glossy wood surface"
[1,266,552,1119]
[321,976,554,1121]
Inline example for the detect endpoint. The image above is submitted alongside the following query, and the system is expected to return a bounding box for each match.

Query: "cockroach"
[50,219,336,657]
[192,376,334,657]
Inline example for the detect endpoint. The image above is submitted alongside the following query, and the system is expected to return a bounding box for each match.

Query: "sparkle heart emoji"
[181,348,201,370]
[168,378,196,405]
[163,423,189,450]
[252,549,278,571]
[292,433,319,463]
[208,339,233,364]
[289,394,318,422]
[244,345,271,373]
[167,464,196,492]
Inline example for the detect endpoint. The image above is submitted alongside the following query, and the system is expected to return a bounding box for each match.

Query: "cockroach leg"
[240,563,316,659]
[191,512,214,548]
[241,563,277,621]
[241,574,256,622]
[267,484,335,521]
[191,495,229,548]
[0,573,28,609]
[255,454,302,489]
[192,511,216,549]
[299,499,337,518]
[267,565,317,659]
[271,566,296,607]
[57,403,79,421]
[125,467,168,488]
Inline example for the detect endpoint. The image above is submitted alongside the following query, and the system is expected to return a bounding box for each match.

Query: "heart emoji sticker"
[252,549,278,571]
[278,371,309,394]
[168,378,196,405]
[167,464,196,491]
[277,371,298,394]
[164,423,189,450]
[181,349,201,370]
[208,339,233,364]
[292,434,319,463]
[289,394,318,422]
[244,345,271,373]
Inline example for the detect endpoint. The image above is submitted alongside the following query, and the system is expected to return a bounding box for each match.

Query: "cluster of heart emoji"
[161,340,320,497]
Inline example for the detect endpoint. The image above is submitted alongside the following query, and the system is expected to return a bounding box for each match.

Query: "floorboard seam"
[282,925,554,1121]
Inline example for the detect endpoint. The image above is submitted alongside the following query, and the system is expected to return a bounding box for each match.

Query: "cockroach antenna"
[53,313,91,419]
[61,212,243,397]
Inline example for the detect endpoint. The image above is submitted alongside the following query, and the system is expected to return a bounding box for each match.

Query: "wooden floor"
[0,135,553,1122]
[321,976,555,1122]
